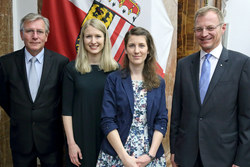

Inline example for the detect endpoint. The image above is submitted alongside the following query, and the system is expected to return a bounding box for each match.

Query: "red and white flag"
[42,0,173,77]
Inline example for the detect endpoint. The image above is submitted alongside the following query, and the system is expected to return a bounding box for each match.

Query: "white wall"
[224,0,250,56]
[13,0,37,51]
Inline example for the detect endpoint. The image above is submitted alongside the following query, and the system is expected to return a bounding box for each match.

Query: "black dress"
[62,61,114,167]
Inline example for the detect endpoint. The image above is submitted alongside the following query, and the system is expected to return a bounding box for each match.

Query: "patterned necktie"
[29,57,39,101]
[199,53,212,104]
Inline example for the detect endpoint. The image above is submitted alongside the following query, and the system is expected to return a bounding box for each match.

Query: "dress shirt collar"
[200,43,223,60]
[25,48,45,64]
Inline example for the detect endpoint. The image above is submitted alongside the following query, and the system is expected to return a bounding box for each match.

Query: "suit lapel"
[122,75,134,114]
[15,48,33,101]
[35,48,53,101]
[190,52,202,104]
[203,48,229,104]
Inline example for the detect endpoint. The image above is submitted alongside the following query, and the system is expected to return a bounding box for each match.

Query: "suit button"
[200,117,203,121]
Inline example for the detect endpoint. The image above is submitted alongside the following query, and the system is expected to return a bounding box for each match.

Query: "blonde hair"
[194,6,224,26]
[75,19,118,74]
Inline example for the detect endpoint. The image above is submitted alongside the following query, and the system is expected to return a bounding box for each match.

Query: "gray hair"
[20,13,50,33]
[194,6,224,25]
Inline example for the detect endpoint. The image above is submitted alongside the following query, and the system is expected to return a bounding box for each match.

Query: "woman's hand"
[136,154,151,167]
[68,143,82,167]
[63,116,82,166]
[121,154,139,167]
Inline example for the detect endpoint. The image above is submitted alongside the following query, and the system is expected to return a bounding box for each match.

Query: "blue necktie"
[199,53,212,104]
[29,57,39,101]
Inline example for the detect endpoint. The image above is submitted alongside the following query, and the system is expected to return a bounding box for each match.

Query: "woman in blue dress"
[97,27,168,167]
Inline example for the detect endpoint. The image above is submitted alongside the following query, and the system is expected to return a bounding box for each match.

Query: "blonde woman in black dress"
[62,19,119,167]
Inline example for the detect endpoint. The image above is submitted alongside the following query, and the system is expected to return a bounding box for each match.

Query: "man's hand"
[171,154,178,167]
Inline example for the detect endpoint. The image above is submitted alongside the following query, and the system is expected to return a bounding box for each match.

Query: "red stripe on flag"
[114,25,134,66]
[156,63,164,78]
[114,40,125,64]
[110,19,126,46]
[42,0,86,61]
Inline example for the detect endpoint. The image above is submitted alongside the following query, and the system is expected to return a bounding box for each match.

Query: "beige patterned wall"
[0,0,13,166]
[162,0,177,166]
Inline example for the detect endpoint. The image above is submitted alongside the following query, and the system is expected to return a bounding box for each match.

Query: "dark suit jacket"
[100,70,168,158]
[170,47,250,167]
[0,48,69,154]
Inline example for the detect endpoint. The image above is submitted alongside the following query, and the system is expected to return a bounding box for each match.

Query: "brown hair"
[123,27,160,91]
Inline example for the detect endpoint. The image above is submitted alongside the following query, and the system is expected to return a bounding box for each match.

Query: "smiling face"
[195,11,226,53]
[83,25,105,58]
[125,35,149,68]
[20,19,48,56]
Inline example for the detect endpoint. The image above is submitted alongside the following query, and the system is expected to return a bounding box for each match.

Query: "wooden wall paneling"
[38,0,43,14]
[0,0,13,166]
[162,0,177,166]
[177,0,205,59]
[215,0,222,9]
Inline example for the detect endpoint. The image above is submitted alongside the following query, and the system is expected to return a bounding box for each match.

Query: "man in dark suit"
[170,6,250,167]
[0,13,69,166]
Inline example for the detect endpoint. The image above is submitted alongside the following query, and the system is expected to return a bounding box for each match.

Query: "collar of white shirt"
[25,48,45,64]
[200,43,223,60]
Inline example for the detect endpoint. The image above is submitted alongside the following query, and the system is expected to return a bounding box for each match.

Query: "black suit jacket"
[0,48,69,154]
[170,47,250,167]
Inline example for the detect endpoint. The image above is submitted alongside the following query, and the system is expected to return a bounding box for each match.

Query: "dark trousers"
[179,151,204,167]
[193,151,203,167]
[12,146,63,167]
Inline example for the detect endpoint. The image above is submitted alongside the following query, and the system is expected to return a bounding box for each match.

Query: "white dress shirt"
[199,43,223,82]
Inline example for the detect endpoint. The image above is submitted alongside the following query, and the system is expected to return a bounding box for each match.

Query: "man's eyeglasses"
[193,23,223,33]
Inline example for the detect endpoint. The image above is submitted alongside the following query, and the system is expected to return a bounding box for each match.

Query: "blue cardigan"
[100,70,168,158]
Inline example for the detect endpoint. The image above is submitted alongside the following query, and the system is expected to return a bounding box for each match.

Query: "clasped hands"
[122,154,152,167]
[68,144,154,167]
